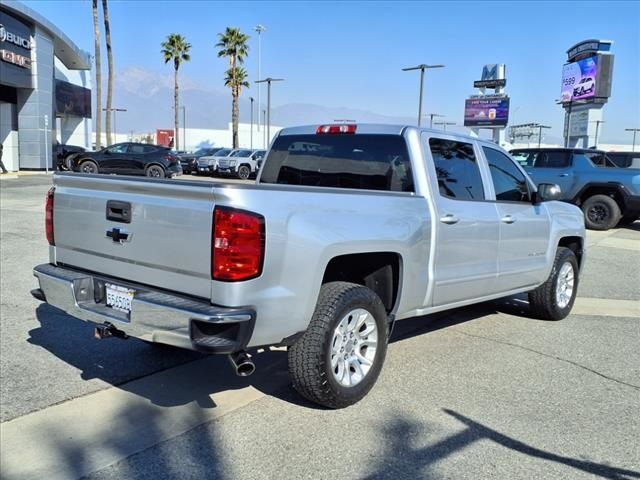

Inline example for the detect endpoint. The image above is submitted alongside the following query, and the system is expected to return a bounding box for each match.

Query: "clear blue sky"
[21,0,640,143]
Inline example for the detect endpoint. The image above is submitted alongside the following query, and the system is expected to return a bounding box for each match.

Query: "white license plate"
[105,283,134,315]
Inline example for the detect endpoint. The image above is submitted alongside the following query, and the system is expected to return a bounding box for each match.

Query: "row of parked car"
[179,147,266,179]
[55,143,267,180]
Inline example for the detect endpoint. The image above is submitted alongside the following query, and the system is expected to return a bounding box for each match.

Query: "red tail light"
[212,207,265,281]
[316,124,357,135]
[165,155,178,163]
[45,187,55,245]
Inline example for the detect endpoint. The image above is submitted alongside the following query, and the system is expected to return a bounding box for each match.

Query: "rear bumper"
[32,263,255,353]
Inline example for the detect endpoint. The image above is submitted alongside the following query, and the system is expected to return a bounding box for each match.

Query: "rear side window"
[429,138,484,201]
[540,151,571,168]
[142,146,157,154]
[260,134,414,192]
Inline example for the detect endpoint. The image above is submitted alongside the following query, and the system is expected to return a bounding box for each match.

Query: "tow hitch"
[94,322,129,340]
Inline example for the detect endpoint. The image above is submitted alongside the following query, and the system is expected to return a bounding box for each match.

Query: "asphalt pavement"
[1,174,638,480]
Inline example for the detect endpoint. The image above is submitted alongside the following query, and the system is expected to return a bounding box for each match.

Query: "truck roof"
[278,124,493,146]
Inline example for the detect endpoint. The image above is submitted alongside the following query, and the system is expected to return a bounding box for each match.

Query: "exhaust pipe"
[228,351,255,377]
[94,322,128,340]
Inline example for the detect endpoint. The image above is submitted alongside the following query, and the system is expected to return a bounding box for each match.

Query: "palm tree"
[224,67,250,147]
[92,0,102,149]
[102,0,113,145]
[161,34,191,151]
[216,27,250,149]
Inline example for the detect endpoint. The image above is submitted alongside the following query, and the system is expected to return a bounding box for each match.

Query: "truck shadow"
[29,295,535,412]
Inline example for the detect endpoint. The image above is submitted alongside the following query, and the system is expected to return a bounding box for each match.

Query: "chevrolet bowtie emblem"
[106,227,131,243]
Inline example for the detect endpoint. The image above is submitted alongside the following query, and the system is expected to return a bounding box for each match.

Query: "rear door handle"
[501,215,516,224]
[440,214,460,225]
[558,173,569,177]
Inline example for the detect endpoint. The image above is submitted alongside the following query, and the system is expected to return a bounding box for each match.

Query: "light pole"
[625,128,640,152]
[434,121,455,132]
[181,106,186,151]
[249,97,254,150]
[254,24,266,133]
[536,124,551,148]
[262,109,267,148]
[402,64,445,127]
[255,77,284,148]
[591,120,605,148]
[427,113,445,129]
[103,108,127,144]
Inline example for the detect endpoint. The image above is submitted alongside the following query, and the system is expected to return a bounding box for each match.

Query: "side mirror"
[104,149,111,155]
[534,183,562,203]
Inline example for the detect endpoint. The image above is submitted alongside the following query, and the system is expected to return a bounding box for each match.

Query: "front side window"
[429,138,484,200]
[106,144,128,154]
[510,151,536,167]
[484,147,531,202]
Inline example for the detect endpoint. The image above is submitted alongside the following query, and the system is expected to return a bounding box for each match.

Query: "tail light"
[45,187,55,245]
[165,155,178,163]
[212,207,265,281]
[316,124,357,134]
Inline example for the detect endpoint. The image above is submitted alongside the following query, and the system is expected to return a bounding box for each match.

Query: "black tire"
[237,165,251,180]
[528,247,579,321]
[79,160,98,174]
[581,194,621,231]
[146,165,165,178]
[288,281,388,409]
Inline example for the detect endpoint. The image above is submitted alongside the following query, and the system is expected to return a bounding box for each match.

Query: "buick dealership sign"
[0,23,32,49]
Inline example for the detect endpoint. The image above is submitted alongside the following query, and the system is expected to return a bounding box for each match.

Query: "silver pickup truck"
[33,124,586,408]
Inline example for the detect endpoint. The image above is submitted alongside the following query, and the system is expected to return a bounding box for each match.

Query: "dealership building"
[0,1,91,171]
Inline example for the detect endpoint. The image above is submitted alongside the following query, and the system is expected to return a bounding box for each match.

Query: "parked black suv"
[70,143,182,178]
[54,142,86,171]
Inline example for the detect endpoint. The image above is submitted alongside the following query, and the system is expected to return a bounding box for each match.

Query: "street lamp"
[262,109,267,148]
[402,64,445,127]
[255,77,284,147]
[434,121,455,132]
[426,113,445,129]
[254,24,266,133]
[181,106,186,151]
[249,96,254,150]
[625,128,640,152]
[102,108,127,145]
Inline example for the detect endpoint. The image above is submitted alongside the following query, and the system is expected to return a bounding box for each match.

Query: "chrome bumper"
[32,264,255,353]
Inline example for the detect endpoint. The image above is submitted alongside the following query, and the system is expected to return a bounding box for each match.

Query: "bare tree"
[92,0,102,149]
[102,0,114,145]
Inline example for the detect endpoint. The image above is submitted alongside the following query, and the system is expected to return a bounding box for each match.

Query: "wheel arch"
[573,183,628,210]
[558,236,584,270]
[321,251,402,317]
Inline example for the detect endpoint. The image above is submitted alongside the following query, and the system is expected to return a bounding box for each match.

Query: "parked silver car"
[196,148,235,175]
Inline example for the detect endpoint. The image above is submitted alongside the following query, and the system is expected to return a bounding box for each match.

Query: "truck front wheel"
[288,282,388,409]
[528,247,579,320]
[582,194,621,230]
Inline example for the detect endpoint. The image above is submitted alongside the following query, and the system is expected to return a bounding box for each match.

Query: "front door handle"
[440,214,460,225]
[501,215,516,224]
[558,173,569,177]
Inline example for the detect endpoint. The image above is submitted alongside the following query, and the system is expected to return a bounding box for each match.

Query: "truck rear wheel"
[288,281,388,409]
[582,194,621,230]
[528,247,579,321]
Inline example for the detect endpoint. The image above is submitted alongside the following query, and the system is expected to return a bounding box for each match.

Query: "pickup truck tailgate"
[52,174,215,298]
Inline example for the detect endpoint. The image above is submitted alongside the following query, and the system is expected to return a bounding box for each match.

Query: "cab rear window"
[260,134,414,192]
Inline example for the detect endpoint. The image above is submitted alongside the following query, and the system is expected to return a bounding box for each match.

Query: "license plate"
[105,283,134,315]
